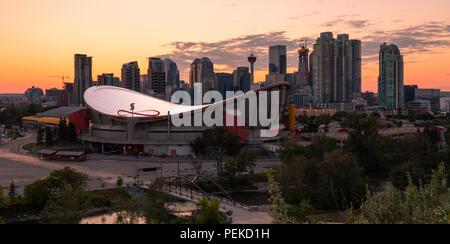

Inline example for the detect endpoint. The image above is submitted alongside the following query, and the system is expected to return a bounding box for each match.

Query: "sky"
[0,0,450,94]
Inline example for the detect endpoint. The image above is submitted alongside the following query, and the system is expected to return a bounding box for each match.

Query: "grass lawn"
[87,188,132,202]
[22,143,36,152]
[23,143,90,154]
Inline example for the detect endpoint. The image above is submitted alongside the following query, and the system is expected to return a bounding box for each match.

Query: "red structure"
[68,108,92,134]
[223,110,250,142]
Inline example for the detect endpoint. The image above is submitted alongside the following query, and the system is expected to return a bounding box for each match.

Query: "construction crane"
[47,75,70,87]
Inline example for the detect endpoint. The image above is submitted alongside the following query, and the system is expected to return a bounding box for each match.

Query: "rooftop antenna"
[300,39,308,49]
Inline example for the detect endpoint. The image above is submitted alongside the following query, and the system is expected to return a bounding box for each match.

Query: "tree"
[224,150,257,177]
[40,184,90,224]
[47,167,89,194]
[344,113,391,177]
[8,181,17,203]
[142,178,173,224]
[444,146,450,183]
[389,161,425,190]
[352,163,449,224]
[317,114,332,132]
[114,198,144,224]
[37,127,44,145]
[38,168,91,224]
[191,128,241,176]
[24,178,51,211]
[279,155,312,189]
[0,186,7,208]
[67,122,78,142]
[195,198,224,224]
[280,138,310,162]
[45,127,53,146]
[57,118,66,139]
[309,136,337,160]
[267,170,297,224]
[190,137,208,157]
[319,150,366,210]
[114,178,173,224]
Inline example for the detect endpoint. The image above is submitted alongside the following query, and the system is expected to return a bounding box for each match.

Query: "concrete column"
[168,112,171,139]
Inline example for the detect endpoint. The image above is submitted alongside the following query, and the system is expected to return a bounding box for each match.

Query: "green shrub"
[287,200,316,223]
[116,177,123,187]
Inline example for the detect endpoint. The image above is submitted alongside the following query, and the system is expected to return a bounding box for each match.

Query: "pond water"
[80,200,198,224]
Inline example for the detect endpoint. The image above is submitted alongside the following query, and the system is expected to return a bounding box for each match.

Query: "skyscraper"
[269,45,287,74]
[164,58,180,88]
[310,32,336,104]
[350,40,362,94]
[121,61,141,92]
[146,58,166,98]
[378,43,404,110]
[310,32,361,105]
[266,45,287,84]
[336,34,353,102]
[233,67,251,93]
[189,58,215,95]
[216,73,234,98]
[73,54,92,106]
[98,73,120,87]
[404,85,418,104]
[163,59,180,101]
[297,44,309,87]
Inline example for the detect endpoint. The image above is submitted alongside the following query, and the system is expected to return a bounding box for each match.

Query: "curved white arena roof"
[84,82,289,118]
[84,86,206,118]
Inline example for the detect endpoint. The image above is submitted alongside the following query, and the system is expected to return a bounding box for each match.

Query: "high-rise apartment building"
[310,32,336,104]
[350,40,362,94]
[310,32,361,105]
[378,43,404,110]
[121,61,141,92]
[98,73,120,87]
[45,88,61,102]
[335,34,353,103]
[25,86,43,105]
[73,54,93,106]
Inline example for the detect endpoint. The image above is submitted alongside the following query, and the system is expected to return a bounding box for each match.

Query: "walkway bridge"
[137,175,272,224]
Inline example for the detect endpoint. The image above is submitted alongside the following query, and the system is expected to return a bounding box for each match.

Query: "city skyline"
[1,0,450,93]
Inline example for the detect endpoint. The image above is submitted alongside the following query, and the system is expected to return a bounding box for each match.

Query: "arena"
[81,82,290,156]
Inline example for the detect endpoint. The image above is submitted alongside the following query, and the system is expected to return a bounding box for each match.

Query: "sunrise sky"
[1,0,449,94]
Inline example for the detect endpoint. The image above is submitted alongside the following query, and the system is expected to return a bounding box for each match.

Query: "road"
[0,135,282,197]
